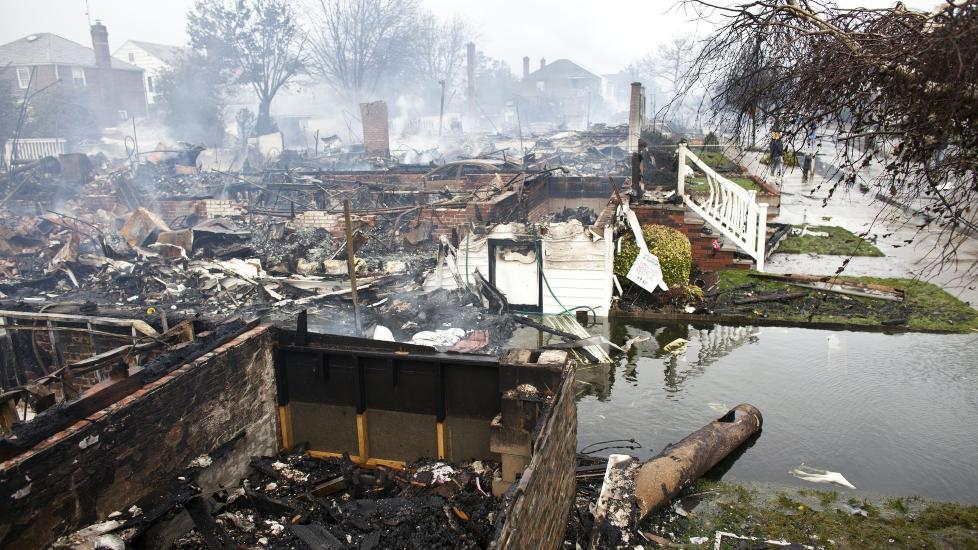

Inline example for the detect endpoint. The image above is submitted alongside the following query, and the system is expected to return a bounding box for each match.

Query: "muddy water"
[513,321,978,503]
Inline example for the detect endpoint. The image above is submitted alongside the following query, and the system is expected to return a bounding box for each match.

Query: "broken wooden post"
[634,403,762,519]
[343,199,362,336]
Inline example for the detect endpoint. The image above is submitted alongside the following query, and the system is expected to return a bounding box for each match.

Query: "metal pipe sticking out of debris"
[343,199,362,336]
[634,403,762,520]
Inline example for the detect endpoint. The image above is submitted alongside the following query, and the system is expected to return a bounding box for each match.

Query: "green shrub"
[614,224,692,287]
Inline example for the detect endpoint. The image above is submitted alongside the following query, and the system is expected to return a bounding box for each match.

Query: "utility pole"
[514,97,525,163]
[438,79,446,137]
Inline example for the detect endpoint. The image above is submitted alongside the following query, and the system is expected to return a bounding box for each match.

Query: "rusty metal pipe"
[634,403,762,519]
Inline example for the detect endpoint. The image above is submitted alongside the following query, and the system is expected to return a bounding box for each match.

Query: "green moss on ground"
[687,175,762,193]
[695,151,739,172]
[645,480,978,549]
[776,225,885,257]
[713,270,978,333]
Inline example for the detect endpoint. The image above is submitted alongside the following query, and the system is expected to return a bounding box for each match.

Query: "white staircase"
[677,144,768,271]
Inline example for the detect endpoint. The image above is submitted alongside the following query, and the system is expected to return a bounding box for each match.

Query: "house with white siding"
[113,40,185,104]
[425,221,615,316]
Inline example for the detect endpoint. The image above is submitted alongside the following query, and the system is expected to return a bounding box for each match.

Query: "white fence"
[2,138,66,168]
[678,143,768,270]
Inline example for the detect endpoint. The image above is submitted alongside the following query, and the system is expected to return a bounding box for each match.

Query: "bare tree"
[629,37,702,130]
[418,15,470,92]
[188,0,305,135]
[682,0,978,273]
[308,0,422,101]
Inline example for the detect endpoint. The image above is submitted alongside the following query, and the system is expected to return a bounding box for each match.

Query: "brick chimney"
[90,20,117,126]
[540,57,546,70]
[523,56,530,78]
[90,21,111,69]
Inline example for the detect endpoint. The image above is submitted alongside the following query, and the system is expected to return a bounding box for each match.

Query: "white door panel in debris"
[492,242,540,309]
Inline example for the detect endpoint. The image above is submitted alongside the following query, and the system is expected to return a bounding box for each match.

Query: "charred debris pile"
[0,141,606,422]
[53,451,498,550]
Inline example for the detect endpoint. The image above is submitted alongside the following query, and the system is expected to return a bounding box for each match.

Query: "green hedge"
[614,224,692,286]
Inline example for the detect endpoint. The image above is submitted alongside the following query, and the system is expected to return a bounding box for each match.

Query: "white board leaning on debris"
[622,203,668,293]
[626,250,669,293]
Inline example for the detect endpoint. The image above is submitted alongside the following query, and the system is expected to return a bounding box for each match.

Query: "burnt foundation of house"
[0,320,577,549]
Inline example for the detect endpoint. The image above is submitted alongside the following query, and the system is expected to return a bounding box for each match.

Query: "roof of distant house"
[0,33,141,71]
[120,40,186,66]
[525,59,600,81]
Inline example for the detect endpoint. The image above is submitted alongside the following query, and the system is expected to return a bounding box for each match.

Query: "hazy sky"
[0,0,942,75]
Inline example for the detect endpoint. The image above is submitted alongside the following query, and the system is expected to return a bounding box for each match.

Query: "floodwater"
[513,321,978,503]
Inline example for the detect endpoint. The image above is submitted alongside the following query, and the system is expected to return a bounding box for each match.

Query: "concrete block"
[501,452,531,483]
[490,420,532,457]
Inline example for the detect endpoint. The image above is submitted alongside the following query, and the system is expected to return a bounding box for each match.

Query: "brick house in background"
[0,22,147,127]
[113,40,185,105]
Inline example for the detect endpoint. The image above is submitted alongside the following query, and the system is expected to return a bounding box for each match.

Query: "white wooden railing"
[677,143,768,271]
[3,138,66,165]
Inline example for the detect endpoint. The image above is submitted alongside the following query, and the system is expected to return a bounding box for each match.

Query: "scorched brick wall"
[0,327,278,549]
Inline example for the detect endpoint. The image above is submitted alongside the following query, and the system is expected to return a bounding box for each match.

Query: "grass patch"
[776,225,884,257]
[657,480,978,549]
[712,270,978,333]
[696,151,739,172]
[687,175,762,193]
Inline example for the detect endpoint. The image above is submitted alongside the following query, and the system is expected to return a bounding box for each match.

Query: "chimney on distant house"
[90,21,111,69]
[90,20,117,126]
[523,56,530,78]
[540,58,546,70]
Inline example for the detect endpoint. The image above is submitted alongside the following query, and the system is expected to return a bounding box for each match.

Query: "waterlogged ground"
[513,320,978,504]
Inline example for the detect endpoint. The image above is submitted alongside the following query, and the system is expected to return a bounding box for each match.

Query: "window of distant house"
[72,67,86,87]
[536,81,545,92]
[147,76,154,93]
[128,52,135,63]
[16,67,31,89]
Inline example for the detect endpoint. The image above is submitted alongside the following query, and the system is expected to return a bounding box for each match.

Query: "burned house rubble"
[0,104,777,549]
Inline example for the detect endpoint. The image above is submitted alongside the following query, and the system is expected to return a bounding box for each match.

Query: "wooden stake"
[343,199,362,336]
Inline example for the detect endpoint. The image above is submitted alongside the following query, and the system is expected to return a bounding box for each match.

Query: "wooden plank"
[0,310,159,337]
[356,413,369,464]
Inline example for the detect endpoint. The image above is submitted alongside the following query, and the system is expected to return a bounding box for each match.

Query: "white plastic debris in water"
[689,536,709,544]
[790,464,856,489]
[410,328,466,348]
[621,334,650,353]
[78,434,99,449]
[265,482,278,492]
[128,505,142,516]
[189,454,213,468]
[266,520,285,535]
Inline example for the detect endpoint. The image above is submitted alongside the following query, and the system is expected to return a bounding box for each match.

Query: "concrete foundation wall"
[0,327,278,549]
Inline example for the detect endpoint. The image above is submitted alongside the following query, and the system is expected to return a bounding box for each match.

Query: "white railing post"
[677,143,687,197]
[756,202,768,271]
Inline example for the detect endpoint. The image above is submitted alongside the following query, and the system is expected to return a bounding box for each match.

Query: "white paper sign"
[626,250,669,293]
